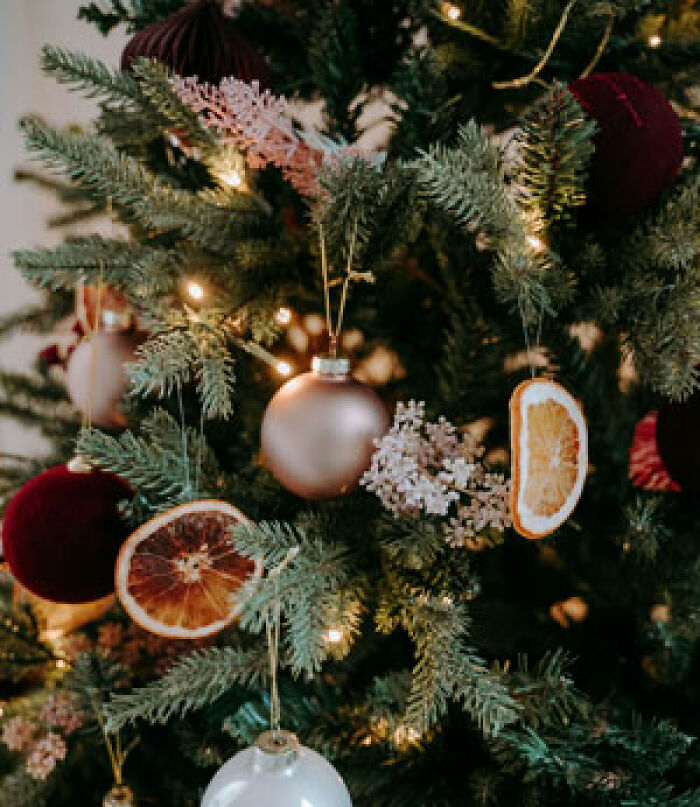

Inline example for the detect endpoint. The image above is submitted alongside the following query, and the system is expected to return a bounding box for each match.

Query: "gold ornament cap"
[103,784,136,807]
[254,730,299,772]
[311,355,350,377]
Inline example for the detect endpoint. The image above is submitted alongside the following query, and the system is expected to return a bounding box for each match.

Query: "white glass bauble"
[202,730,352,807]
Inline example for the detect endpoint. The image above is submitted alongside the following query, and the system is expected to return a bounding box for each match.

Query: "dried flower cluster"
[24,733,67,780]
[172,76,359,197]
[361,401,511,547]
[40,692,85,736]
[2,703,75,781]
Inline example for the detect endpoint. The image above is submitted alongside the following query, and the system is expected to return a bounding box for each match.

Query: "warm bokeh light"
[648,34,662,48]
[220,169,243,189]
[275,307,292,325]
[325,627,344,644]
[526,234,545,252]
[186,280,205,302]
[275,359,292,376]
[444,3,461,20]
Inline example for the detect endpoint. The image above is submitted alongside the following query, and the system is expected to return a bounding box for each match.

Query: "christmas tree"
[1,1,700,804]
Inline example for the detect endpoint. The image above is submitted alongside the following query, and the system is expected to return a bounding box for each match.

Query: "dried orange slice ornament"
[510,379,588,539]
[115,500,262,639]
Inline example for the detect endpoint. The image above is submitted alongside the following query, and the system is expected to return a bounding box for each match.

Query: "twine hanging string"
[265,546,300,739]
[318,220,360,359]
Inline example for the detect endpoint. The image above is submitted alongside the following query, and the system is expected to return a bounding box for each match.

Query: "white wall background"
[0,0,128,455]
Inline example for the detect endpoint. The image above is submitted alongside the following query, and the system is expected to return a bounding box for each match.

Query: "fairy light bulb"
[186,280,205,302]
[275,359,292,376]
[648,34,662,48]
[220,169,244,189]
[275,307,292,326]
[444,2,461,20]
[526,234,545,252]
[325,627,343,644]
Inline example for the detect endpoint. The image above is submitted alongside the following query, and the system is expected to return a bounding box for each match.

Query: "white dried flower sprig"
[361,401,511,547]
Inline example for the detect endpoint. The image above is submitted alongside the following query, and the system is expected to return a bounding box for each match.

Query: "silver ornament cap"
[201,730,353,807]
[261,355,389,499]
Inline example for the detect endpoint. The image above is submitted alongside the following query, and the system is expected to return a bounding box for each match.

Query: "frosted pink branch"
[172,76,351,197]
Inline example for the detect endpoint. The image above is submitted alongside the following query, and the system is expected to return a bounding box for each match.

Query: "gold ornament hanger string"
[265,546,300,738]
[318,220,360,358]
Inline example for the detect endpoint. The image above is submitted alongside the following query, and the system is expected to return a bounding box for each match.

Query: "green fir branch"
[41,45,140,102]
[515,83,596,225]
[20,118,264,254]
[234,521,357,679]
[104,646,268,730]
[77,409,218,509]
[402,597,520,738]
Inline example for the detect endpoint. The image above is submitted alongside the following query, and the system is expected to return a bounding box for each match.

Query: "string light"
[444,2,461,20]
[186,280,205,302]
[275,307,292,325]
[325,627,344,644]
[275,359,292,376]
[220,169,244,189]
[56,659,68,670]
[648,34,662,48]
[526,234,545,252]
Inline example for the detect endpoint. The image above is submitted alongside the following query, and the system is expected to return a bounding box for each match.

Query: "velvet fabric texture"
[657,391,700,492]
[569,73,682,224]
[2,465,130,603]
[121,0,269,86]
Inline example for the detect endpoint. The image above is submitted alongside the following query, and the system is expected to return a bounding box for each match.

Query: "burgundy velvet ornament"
[656,389,700,492]
[121,0,269,87]
[568,73,682,224]
[628,410,680,492]
[2,464,131,603]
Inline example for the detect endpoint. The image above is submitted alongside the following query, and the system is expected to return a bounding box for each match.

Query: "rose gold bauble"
[261,356,389,499]
[65,327,142,429]
[103,784,136,807]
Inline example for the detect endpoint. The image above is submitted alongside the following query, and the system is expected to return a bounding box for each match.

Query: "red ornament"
[568,73,683,224]
[629,411,680,492]
[121,0,269,87]
[656,390,700,492]
[2,464,131,603]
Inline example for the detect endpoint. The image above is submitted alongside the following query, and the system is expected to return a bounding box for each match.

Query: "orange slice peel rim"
[115,499,263,639]
[510,379,588,539]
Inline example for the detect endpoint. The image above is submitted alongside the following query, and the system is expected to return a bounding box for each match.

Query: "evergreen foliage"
[2,1,700,805]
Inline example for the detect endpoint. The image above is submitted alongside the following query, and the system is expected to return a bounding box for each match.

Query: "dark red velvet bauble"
[568,73,683,224]
[657,390,700,492]
[2,465,131,603]
[121,0,269,86]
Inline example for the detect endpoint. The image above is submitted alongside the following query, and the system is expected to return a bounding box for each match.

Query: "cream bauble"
[260,356,389,499]
[202,730,352,807]
[65,328,142,428]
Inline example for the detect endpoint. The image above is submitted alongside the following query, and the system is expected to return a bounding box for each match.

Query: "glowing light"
[444,3,461,20]
[186,281,205,302]
[393,725,421,745]
[220,169,244,189]
[275,360,292,376]
[526,234,545,252]
[325,627,344,644]
[361,736,372,746]
[648,34,662,48]
[275,307,292,325]
[56,659,68,670]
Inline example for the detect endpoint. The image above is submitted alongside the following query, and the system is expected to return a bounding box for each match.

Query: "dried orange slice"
[115,500,262,639]
[510,379,587,539]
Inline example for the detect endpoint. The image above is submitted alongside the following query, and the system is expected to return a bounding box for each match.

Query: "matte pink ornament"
[65,329,142,429]
[261,357,389,499]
